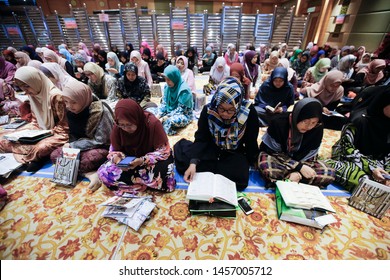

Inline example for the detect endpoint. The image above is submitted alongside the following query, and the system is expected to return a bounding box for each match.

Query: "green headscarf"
[289,49,303,63]
[163,65,193,112]
[309,58,331,82]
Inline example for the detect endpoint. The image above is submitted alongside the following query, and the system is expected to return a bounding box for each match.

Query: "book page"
[277,181,335,212]
[0,153,23,176]
[213,174,238,206]
[186,172,215,201]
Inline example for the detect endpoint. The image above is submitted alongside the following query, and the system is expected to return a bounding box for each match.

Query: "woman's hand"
[323,107,331,115]
[108,152,123,164]
[63,143,70,148]
[107,68,118,74]
[184,163,196,183]
[372,167,388,183]
[300,164,317,179]
[274,107,283,114]
[128,157,144,170]
[287,172,302,182]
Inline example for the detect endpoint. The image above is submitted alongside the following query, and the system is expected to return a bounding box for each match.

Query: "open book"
[276,181,335,212]
[0,153,23,178]
[275,188,336,229]
[265,102,282,113]
[186,172,238,206]
[3,129,52,143]
[322,111,344,118]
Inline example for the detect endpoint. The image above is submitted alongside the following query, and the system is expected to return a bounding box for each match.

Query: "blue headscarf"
[59,48,73,63]
[207,77,251,150]
[163,65,193,112]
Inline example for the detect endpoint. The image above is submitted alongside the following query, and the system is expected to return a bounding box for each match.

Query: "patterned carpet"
[1,75,389,260]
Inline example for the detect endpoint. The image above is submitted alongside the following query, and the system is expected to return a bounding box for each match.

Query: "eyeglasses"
[115,122,134,128]
[217,106,236,114]
[301,119,322,129]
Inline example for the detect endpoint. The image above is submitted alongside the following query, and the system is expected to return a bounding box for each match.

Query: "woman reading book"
[174,77,259,191]
[97,99,176,193]
[0,66,69,172]
[258,98,335,188]
[50,79,114,191]
[325,87,390,191]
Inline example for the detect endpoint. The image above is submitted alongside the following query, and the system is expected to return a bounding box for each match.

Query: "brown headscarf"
[306,70,344,106]
[111,99,168,157]
[43,49,67,69]
[357,59,386,85]
[230,62,251,87]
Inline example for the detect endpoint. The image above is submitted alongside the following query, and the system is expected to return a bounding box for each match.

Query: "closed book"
[275,187,336,229]
[188,200,236,218]
[4,129,52,143]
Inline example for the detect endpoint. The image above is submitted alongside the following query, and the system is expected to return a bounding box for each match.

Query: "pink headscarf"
[140,41,154,58]
[357,59,386,85]
[78,42,92,57]
[306,70,344,106]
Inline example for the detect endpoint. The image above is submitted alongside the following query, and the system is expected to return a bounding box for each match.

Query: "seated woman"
[176,55,196,93]
[279,58,299,99]
[254,67,295,127]
[106,52,124,79]
[174,77,259,191]
[203,57,230,95]
[0,66,69,171]
[141,48,154,69]
[229,63,251,99]
[258,98,335,188]
[263,51,279,74]
[292,51,310,87]
[50,79,114,190]
[0,78,22,117]
[43,49,75,77]
[3,50,17,65]
[301,58,331,88]
[301,70,346,130]
[83,62,119,109]
[199,47,216,73]
[0,57,16,85]
[117,63,157,110]
[150,52,168,83]
[243,50,262,99]
[147,65,193,135]
[73,53,88,84]
[97,99,176,193]
[348,59,387,93]
[325,87,390,191]
[223,43,239,67]
[15,51,31,69]
[130,51,153,87]
[40,62,71,91]
[184,47,198,71]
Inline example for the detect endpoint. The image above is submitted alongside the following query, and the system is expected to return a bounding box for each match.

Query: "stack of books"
[275,181,337,229]
[100,194,156,231]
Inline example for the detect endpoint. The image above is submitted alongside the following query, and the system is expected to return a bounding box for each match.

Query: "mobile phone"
[382,173,390,180]
[238,197,254,215]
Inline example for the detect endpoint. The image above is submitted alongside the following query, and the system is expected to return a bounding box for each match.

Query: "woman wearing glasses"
[258,98,335,188]
[97,99,176,193]
[174,77,259,191]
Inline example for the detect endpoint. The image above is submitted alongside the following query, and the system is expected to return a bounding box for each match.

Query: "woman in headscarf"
[125,42,134,60]
[199,46,216,73]
[184,47,198,71]
[83,62,118,109]
[147,65,193,135]
[336,54,357,79]
[278,43,288,59]
[96,50,107,70]
[58,47,73,64]
[289,49,302,64]
[0,66,69,171]
[310,49,326,66]
[254,67,295,127]
[330,45,350,69]
[0,56,16,84]
[78,42,92,57]
[27,60,43,69]
[204,57,230,95]
[141,47,153,69]
[3,50,17,65]
[151,52,169,83]
[224,43,239,67]
[21,46,43,62]
[243,50,262,98]
[174,77,259,191]
[354,59,386,87]
[258,98,335,188]
[73,53,88,84]
[175,55,196,93]
[279,58,299,99]
[292,51,310,85]
[140,41,154,58]
[354,52,371,72]
[229,62,251,99]
[97,99,176,193]
[43,49,74,77]
[326,86,390,191]
[14,51,31,69]
[118,51,129,65]
[92,43,101,63]
[130,50,153,87]
[50,79,114,191]
[301,70,346,130]
[259,44,269,64]
[174,42,184,56]
[105,51,124,79]
[156,44,169,60]
[39,62,72,91]
[263,50,279,74]
[0,78,22,117]
[117,62,156,110]
[301,58,331,88]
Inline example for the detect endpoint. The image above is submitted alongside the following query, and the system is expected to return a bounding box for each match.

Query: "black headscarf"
[118,62,150,103]
[352,86,390,159]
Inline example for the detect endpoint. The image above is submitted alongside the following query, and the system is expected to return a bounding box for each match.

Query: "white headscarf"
[105,52,123,77]
[40,62,72,90]
[210,57,230,84]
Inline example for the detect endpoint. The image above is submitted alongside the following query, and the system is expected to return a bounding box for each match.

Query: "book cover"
[275,188,336,229]
[186,172,238,206]
[51,148,80,187]
[4,129,53,143]
[276,181,335,212]
[188,200,236,218]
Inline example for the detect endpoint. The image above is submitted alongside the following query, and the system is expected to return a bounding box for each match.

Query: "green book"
[275,187,335,230]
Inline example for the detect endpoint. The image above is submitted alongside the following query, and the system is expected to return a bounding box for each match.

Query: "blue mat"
[18,162,350,197]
